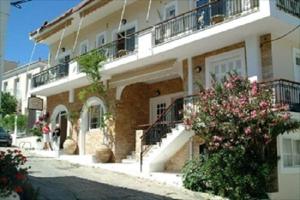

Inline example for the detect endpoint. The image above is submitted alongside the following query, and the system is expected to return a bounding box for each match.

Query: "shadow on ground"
[29,175,178,200]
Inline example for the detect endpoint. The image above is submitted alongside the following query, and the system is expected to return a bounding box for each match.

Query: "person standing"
[52,123,61,150]
[42,122,53,151]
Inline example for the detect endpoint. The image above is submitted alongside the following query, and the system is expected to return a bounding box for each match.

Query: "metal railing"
[261,79,300,112]
[277,0,300,18]
[154,0,259,45]
[78,31,140,62]
[32,63,69,88]
[139,97,187,172]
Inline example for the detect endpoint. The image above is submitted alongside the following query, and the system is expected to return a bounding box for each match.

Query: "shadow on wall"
[28,175,177,200]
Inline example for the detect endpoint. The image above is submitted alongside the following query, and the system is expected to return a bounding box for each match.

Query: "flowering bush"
[0,149,28,198]
[183,73,300,199]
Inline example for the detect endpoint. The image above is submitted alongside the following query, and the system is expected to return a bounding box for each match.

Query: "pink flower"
[212,135,223,142]
[259,101,269,109]
[251,110,257,119]
[225,82,234,89]
[251,82,258,96]
[244,127,252,135]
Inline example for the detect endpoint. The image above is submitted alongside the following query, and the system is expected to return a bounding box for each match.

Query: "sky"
[5,0,81,66]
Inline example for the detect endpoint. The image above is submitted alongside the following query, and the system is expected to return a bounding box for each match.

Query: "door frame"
[149,92,184,124]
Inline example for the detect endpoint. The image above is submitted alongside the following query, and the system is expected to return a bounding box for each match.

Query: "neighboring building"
[2,60,48,127]
[3,60,18,73]
[29,0,300,199]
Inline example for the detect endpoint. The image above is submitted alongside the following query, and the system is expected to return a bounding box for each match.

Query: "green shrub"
[183,147,271,200]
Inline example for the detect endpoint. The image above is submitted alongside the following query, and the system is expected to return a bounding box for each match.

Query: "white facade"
[2,61,47,114]
[28,0,300,199]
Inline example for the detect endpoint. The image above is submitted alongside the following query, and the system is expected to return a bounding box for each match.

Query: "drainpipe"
[187,57,193,160]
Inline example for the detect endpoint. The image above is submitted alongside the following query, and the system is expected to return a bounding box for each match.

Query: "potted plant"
[63,136,77,155]
[94,113,114,163]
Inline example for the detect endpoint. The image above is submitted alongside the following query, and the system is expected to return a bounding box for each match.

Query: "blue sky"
[5,0,81,65]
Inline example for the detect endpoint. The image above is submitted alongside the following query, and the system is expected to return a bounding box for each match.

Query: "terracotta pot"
[63,139,77,155]
[94,145,112,163]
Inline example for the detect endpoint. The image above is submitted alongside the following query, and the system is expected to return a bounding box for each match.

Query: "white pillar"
[187,57,193,95]
[0,0,11,114]
[69,89,74,103]
[245,35,262,82]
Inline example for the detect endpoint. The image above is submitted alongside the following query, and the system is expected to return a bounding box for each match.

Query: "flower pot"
[2,191,20,200]
[63,139,77,155]
[94,145,112,163]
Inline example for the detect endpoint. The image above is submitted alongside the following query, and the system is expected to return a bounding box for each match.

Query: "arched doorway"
[51,105,69,149]
[79,96,106,155]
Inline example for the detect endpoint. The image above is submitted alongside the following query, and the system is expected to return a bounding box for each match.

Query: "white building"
[29,0,300,199]
[2,60,47,127]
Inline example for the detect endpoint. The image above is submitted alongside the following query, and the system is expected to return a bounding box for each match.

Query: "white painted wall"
[2,61,47,114]
[269,113,300,200]
[272,36,300,81]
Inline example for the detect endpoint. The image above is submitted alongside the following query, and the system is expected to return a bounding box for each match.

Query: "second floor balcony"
[30,0,299,92]
[32,63,69,88]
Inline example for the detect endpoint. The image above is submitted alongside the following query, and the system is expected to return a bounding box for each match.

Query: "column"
[245,35,262,82]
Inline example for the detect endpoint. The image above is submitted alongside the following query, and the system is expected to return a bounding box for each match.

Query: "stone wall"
[165,135,204,172]
[114,78,184,161]
[260,34,273,80]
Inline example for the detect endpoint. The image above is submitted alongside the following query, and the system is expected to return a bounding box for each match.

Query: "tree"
[0,92,17,116]
[183,73,300,199]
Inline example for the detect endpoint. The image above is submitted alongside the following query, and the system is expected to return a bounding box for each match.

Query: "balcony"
[32,63,69,88]
[276,0,300,18]
[262,79,300,112]
[154,0,259,45]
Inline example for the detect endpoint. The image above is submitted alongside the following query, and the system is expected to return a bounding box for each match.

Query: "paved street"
[7,149,204,200]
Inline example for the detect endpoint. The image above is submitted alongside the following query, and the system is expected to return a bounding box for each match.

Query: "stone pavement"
[25,152,205,200]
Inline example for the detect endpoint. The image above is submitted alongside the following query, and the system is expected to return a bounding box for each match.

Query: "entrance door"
[60,115,67,149]
[55,111,68,149]
[294,48,300,82]
[149,92,183,124]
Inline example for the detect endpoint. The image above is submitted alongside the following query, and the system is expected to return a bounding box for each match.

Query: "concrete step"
[121,158,137,164]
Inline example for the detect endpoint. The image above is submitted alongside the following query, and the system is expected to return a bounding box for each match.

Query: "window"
[88,104,104,130]
[116,27,136,54]
[282,138,300,168]
[205,49,246,87]
[96,32,106,48]
[293,48,300,82]
[79,40,89,55]
[14,78,21,99]
[3,82,8,92]
[164,1,177,20]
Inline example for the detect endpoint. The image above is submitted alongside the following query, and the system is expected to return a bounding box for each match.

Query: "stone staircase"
[122,123,194,172]
[142,124,194,172]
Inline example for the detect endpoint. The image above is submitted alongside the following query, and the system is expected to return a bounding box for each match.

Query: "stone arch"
[79,96,107,155]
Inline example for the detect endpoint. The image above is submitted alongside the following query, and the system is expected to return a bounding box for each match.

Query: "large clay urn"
[63,138,77,154]
[94,144,112,163]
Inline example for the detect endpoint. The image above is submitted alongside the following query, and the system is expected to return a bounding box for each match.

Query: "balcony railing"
[277,0,300,18]
[154,0,259,45]
[32,63,69,88]
[261,79,300,112]
[82,31,139,62]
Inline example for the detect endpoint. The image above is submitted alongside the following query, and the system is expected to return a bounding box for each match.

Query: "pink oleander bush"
[182,73,300,200]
